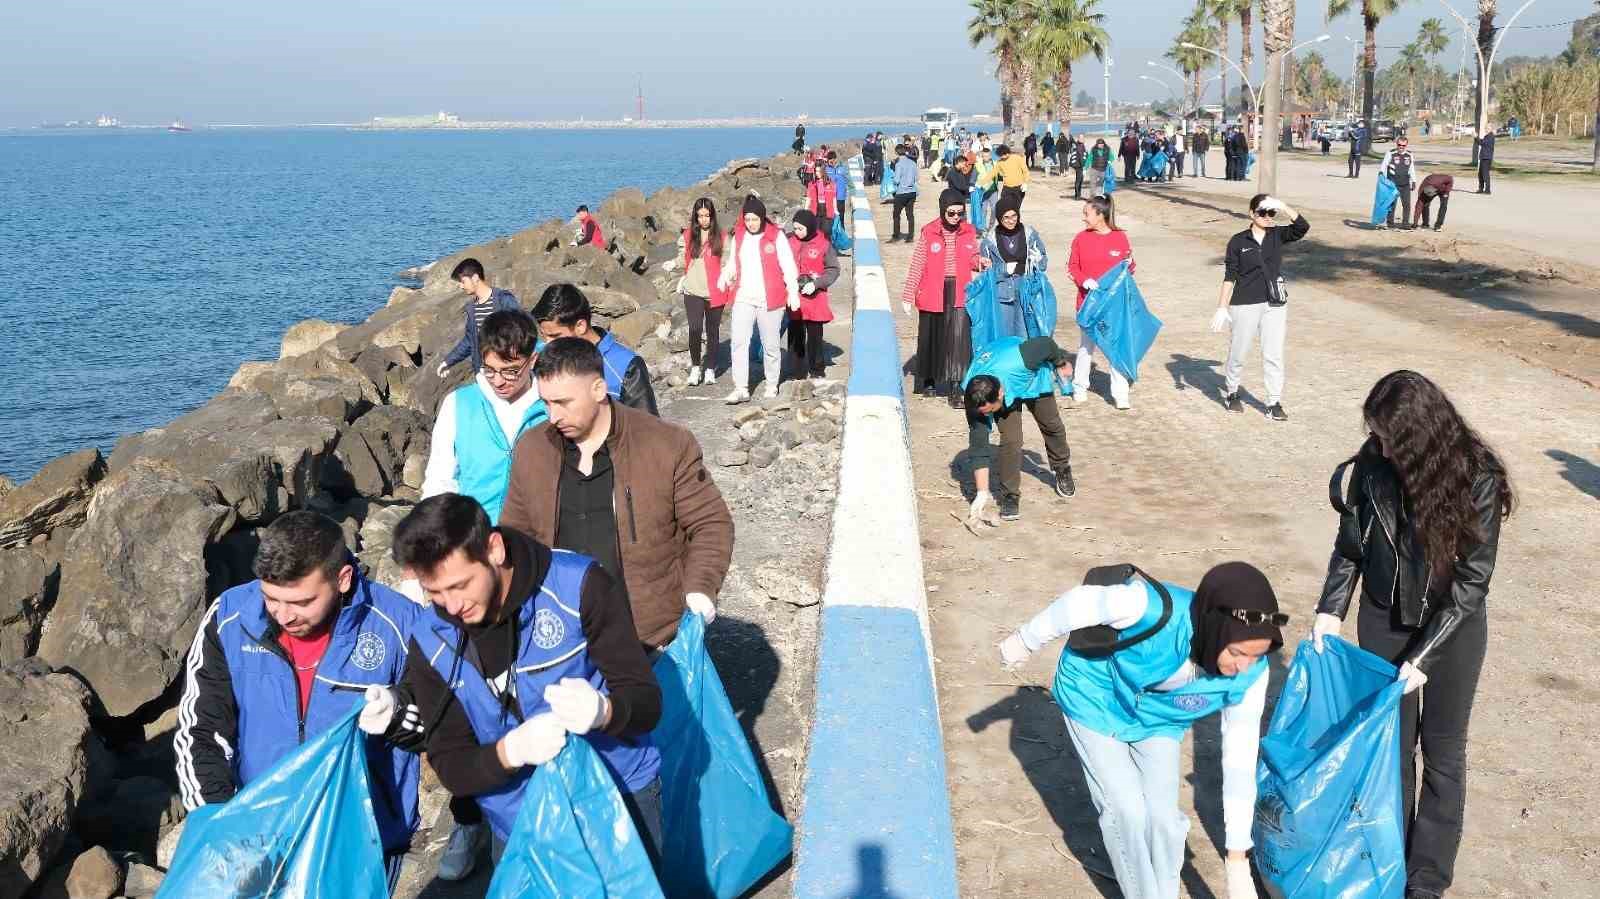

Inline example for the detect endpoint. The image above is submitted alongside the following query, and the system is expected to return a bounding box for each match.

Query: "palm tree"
[1258,0,1297,192]
[1026,0,1111,137]
[1396,42,1426,113]
[1327,0,1408,152]
[1203,1,1244,120]
[1170,9,1220,118]
[1240,0,1256,115]
[969,0,1026,129]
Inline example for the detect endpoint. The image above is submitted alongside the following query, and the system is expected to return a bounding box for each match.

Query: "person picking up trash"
[961,335,1076,525]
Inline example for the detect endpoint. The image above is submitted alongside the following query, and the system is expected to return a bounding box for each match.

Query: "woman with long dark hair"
[1314,370,1513,899]
[662,198,729,386]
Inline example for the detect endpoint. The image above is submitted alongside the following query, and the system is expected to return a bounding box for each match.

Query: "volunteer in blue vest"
[530,283,659,415]
[436,257,522,376]
[997,561,1287,899]
[415,308,546,879]
[361,492,666,868]
[826,149,850,223]
[962,336,1075,525]
[175,511,424,892]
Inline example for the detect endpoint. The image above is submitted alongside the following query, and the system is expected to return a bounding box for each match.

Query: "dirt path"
[877,162,1600,897]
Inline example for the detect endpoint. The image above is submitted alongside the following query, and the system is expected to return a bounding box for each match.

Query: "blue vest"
[411,549,661,840]
[962,336,1057,411]
[1051,580,1267,742]
[452,382,546,525]
[215,573,423,853]
[594,330,639,401]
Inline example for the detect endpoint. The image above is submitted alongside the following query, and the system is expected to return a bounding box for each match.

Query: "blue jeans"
[1064,716,1189,899]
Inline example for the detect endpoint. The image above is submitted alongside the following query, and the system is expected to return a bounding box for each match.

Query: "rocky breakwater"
[0,147,850,897]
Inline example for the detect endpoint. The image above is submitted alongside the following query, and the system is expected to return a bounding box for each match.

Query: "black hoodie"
[389,528,661,798]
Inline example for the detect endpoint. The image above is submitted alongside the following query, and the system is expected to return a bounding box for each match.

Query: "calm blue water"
[0,125,892,480]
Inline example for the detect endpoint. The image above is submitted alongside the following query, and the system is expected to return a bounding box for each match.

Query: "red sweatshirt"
[1067,228,1136,309]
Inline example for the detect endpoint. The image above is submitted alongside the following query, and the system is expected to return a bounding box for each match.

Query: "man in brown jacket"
[500,338,733,648]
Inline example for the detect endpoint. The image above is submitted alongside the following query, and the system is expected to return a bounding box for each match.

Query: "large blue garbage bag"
[965,268,1001,350]
[652,612,793,898]
[830,213,853,252]
[1254,637,1406,899]
[878,172,895,202]
[1246,151,1258,176]
[1371,175,1399,225]
[487,737,664,899]
[1101,163,1117,195]
[964,270,1065,398]
[1075,259,1162,383]
[158,710,387,899]
[968,185,987,231]
[1137,151,1168,180]
[1017,269,1058,340]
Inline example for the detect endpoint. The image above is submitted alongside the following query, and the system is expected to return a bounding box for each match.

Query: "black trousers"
[1072,166,1084,198]
[1349,153,1363,178]
[1477,158,1492,193]
[892,193,916,238]
[1224,152,1237,180]
[1387,180,1413,227]
[787,318,827,376]
[1122,155,1137,181]
[1419,193,1448,229]
[684,293,724,370]
[1358,599,1488,896]
[451,794,482,825]
[914,278,971,390]
[1000,185,1025,210]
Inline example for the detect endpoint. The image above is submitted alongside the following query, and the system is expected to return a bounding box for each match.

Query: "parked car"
[1328,122,1349,141]
[1371,119,1398,142]
[1450,122,1476,136]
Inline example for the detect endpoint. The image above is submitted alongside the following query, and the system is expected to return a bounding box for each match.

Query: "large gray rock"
[610,310,666,349]
[279,352,385,409]
[37,463,235,717]
[0,546,59,663]
[0,662,97,897]
[0,449,107,549]
[240,417,341,509]
[349,407,431,492]
[110,392,281,473]
[270,375,366,423]
[278,318,348,359]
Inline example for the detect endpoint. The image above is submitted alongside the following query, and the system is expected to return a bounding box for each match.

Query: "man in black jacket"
[1068,138,1087,198]
[1476,128,1496,194]
[531,284,658,415]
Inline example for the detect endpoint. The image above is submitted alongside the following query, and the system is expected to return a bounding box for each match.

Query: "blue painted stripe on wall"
[854,236,882,267]
[846,309,902,400]
[793,604,959,899]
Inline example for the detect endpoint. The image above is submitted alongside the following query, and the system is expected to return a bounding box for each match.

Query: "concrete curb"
[793,157,959,898]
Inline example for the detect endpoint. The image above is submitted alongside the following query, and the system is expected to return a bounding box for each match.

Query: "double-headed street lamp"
[1181,42,1257,122]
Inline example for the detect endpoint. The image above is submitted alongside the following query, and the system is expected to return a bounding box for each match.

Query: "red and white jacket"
[724,223,797,311]
[902,220,981,313]
[788,232,839,322]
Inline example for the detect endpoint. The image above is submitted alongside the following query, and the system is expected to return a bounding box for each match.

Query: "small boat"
[168,120,192,133]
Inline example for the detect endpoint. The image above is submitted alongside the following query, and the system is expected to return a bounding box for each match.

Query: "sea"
[0,125,899,481]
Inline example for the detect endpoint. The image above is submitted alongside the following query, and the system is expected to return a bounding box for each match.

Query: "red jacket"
[806,177,836,217]
[789,233,835,322]
[902,220,980,313]
[580,217,606,247]
[732,223,789,311]
[683,228,732,308]
[1067,228,1136,310]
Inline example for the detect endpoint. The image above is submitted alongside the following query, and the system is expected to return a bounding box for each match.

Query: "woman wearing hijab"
[976,194,1048,339]
[1314,371,1512,899]
[901,188,981,406]
[661,197,729,386]
[999,561,1286,899]
[717,194,800,403]
[1067,195,1137,409]
[787,210,841,383]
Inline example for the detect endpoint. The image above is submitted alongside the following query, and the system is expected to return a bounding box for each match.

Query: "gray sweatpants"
[1223,302,1287,405]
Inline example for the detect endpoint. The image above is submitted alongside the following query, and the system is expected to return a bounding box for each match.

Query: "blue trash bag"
[1254,637,1407,899]
[968,185,987,231]
[652,612,793,898]
[1371,175,1399,225]
[158,710,387,899]
[1074,259,1162,383]
[486,737,665,899]
[1017,269,1058,341]
[1246,151,1258,176]
[878,172,895,202]
[830,213,853,252]
[1102,163,1117,195]
[1138,151,1168,180]
[965,268,1001,351]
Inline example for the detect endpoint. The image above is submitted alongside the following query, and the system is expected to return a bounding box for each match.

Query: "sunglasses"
[1255,208,1278,218]
[944,208,966,218]
[1219,607,1290,627]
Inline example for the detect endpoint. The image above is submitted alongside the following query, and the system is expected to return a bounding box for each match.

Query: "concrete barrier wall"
[793,157,959,898]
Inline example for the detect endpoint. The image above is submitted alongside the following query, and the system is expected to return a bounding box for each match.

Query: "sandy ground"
[392,245,859,898]
[880,158,1600,897]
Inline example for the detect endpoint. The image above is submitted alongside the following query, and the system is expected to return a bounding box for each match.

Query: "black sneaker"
[920,384,937,399]
[1053,467,1076,498]
[1267,403,1289,422]
[1223,392,1244,413]
[999,494,1020,521]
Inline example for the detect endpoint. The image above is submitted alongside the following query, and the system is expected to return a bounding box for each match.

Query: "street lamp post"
[1432,0,1540,162]
[1103,56,1113,135]
[1343,36,1360,121]
[1147,61,1190,120]
[1140,73,1178,115]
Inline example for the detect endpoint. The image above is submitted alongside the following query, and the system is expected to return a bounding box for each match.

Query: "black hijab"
[791,209,818,241]
[938,188,966,232]
[992,194,1027,271]
[1189,561,1284,676]
[741,194,768,230]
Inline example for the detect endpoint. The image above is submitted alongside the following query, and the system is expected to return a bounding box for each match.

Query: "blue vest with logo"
[962,336,1057,411]
[215,573,422,852]
[452,382,546,525]
[595,330,639,400]
[411,549,660,840]
[1051,580,1267,742]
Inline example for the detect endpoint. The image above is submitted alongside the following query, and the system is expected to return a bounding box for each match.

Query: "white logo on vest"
[532,608,565,650]
[930,241,943,253]
[1171,694,1209,712]
[352,632,386,671]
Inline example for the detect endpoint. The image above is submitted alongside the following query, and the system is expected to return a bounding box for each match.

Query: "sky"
[1,0,1590,127]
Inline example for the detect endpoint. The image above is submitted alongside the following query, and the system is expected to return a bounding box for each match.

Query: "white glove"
[1210,307,1232,333]
[686,591,717,623]
[359,685,395,735]
[1311,612,1343,653]
[500,713,567,767]
[1005,261,1018,275]
[435,359,449,377]
[1082,278,1098,291]
[901,301,913,315]
[969,490,993,522]
[660,258,678,272]
[800,281,817,296]
[1225,856,1256,899]
[717,272,734,292]
[1398,661,1429,695]
[543,677,609,735]
[786,295,801,312]
[1257,196,1282,212]
[999,632,1031,671]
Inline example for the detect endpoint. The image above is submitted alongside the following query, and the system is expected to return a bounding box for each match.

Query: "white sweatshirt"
[726,227,799,309]
[420,374,543,499]
[1017,582,1267,851]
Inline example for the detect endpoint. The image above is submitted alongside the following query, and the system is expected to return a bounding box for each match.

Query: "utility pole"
[636,75,644,123]
[1104,56,1113,134]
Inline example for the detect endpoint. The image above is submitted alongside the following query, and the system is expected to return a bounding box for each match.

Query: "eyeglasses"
[1219,607,1290,627]
[482,361,529,382]
[944,208,966,218]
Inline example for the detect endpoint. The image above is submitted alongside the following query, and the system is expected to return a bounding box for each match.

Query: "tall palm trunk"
[1592,66,1599,174]
[1019,58,1038,137]
[1259,0,1296,193]
[1241,2,1255,139]
[1361,11,1378,153]
[1219,17,1232,122]
[1057,68,1075,137]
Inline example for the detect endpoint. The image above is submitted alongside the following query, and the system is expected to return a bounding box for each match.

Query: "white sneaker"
[702,368,717,386]
[811,376,828,386]
[762,384,780,400]
[1072,389,1087,405]
[686,366,702,386]
[724,387,750,405]
[436,822,487,881]
[1115,400,1131,411]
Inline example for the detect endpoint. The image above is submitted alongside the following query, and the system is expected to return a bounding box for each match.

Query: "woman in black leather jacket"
[1313,370,1514,899]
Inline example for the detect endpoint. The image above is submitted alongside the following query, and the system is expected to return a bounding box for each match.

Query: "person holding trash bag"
[1068,195,1137,409]
[976,194,1048,340]
[996,561,1287,899]
[960,335,1075,525]
[903,188,982,405]
[1213,194,1308,421]
[362,492,666,867]
[1312,370,1513,899]
[175,511,425,891]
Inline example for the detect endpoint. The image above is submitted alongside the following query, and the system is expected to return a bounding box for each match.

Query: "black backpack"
[1065,563,1174,658]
